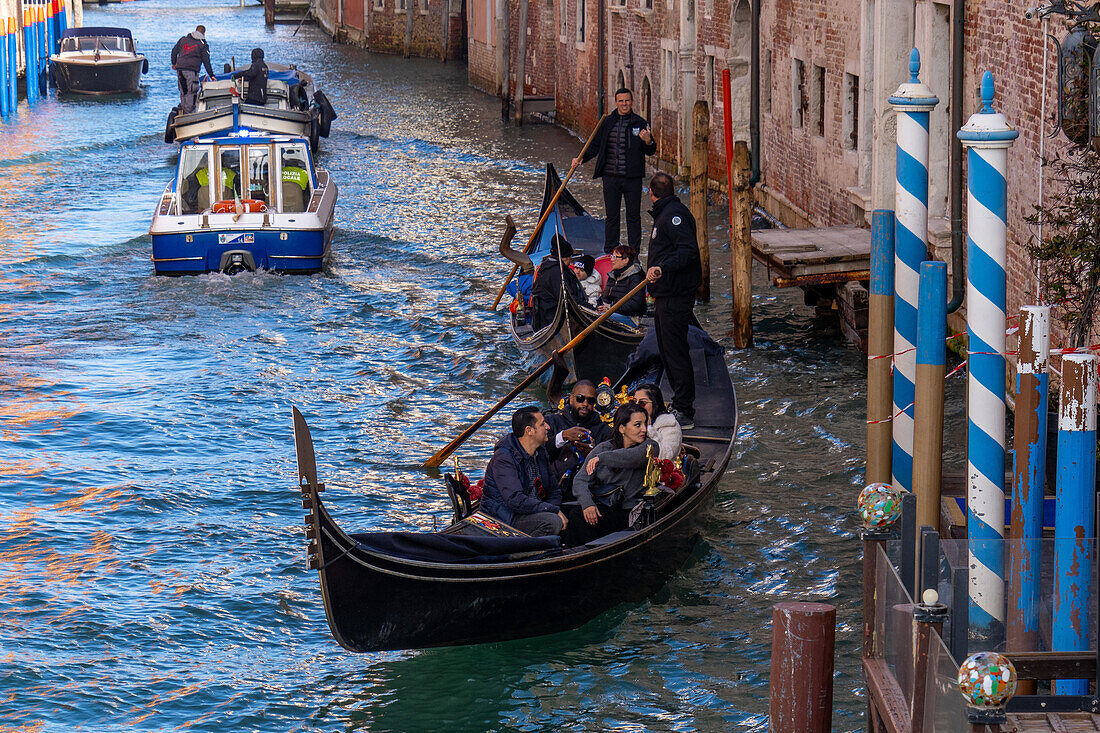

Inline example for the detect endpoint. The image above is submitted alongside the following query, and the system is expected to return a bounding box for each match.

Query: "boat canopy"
[268,69,302,85]
[60,27,133,40]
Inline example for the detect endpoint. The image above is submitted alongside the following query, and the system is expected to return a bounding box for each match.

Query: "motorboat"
[165,63,336,151]
[149,131,337,276]
[50,27,147,94]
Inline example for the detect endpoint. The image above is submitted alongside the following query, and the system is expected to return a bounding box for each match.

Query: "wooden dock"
[750,225,871,287]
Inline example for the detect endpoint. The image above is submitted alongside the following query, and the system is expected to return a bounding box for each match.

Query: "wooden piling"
[913,262,946,534]
[691,100,710,301]
[512,0,528,125]
[265,0,274,27]
[404,0,413,58]
[1008,305,1049,696]
[730,140,753,348]
[866,210,895,485]
[769,602,835,732]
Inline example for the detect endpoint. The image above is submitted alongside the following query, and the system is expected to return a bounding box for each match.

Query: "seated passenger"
[571,254,601,307]
[545,380,613,496]
[183,164,240,212]
[530,235,586,331]
[480,406,568,538]
[633,382,682,460]
[598,245,646,325]
[281,154,310,212]
[566,402,658,547]
[231,47,268,106]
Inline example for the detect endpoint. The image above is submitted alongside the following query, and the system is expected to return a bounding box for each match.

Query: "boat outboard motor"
[497,216,532,273]
[219,250,256,275]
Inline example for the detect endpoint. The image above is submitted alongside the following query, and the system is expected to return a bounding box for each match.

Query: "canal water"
[0,1,955,729]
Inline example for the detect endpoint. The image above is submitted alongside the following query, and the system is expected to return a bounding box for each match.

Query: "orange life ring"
[212,199,267,214]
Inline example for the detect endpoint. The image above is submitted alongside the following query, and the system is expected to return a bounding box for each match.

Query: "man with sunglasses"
[545,381,612,477]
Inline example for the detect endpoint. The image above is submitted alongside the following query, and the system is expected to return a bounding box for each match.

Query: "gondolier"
[645,171,701,430]
[171,25,216,114]
[572,88,657,254]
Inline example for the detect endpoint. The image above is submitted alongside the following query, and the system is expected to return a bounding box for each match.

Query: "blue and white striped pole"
[958,71,1018,637]
[1053,353,1097,694]
[888,48,938,498]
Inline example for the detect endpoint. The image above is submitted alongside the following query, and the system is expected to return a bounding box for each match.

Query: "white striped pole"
[888,48,938,497]
[958,71,1018,637]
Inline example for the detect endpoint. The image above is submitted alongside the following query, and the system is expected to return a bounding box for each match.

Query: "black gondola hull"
[311,453,721,652]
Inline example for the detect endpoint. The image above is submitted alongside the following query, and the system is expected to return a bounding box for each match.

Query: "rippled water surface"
[1,3,882,729]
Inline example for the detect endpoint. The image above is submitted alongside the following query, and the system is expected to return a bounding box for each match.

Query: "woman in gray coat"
[566,402,658,547]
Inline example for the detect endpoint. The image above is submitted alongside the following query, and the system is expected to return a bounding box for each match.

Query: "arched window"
[640,76,651,121]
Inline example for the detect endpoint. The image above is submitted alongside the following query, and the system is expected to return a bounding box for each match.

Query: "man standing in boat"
[171,25,216,114]
[480,406,568,537]
[571,88,657,254]
[645,171,701,430]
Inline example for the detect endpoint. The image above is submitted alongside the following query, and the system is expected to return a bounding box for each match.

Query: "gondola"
[292,334,736,652]
[501,164,648,395]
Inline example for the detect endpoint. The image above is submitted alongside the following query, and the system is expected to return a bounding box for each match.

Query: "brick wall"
[314,0,468,61]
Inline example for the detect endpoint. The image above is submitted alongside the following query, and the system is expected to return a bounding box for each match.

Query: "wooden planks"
[751,225,872,283]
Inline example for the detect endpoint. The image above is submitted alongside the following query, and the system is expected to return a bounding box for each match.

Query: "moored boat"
[149,132,337,276]
[291,333,737,652]
[165,63,336,151]
[50,27,147,94]
[503,164,649,394]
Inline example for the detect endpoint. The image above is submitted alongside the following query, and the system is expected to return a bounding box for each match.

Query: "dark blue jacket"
[581,111,657,179]
[646,194,701,298]
[481,434,561,525]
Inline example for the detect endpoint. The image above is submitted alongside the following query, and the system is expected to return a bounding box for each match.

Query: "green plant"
[1024,144,1100,347]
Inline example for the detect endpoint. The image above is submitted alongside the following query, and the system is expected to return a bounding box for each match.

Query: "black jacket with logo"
[580,111,657,179]
[171,33,214,76]
[645,194,701,299]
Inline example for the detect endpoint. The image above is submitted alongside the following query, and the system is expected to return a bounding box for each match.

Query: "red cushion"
[594,255,614,290]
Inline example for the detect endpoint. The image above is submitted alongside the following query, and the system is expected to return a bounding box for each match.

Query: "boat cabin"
[58,27,138,56]
[196,68,309,113]
[173,135,316,216]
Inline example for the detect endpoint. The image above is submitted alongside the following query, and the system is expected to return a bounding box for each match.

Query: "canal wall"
[312,0,467,61]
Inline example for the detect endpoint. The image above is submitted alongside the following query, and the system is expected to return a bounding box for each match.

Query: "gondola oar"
[489,114,608,311]
[423,277,649,468]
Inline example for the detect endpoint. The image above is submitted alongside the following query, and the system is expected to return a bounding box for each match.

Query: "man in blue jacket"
[645,171,702,430]
[480,406,568,537]
[572,88,657,253]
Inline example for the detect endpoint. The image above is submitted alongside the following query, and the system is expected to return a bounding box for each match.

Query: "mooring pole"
[958,71,1017,639]
[722,68,734,239]
[1053,353,1097,695]
[1008,305,1049,695]
[24,1,36,105]
[731,140,753,348]
[691,99,710,301]
[888,48,938,499]
[867,210,895,485]
[0,10,8,120]
[769,602,835,732]
[264,0,274,26]
[512,0,528,125]
[912,261,946,583]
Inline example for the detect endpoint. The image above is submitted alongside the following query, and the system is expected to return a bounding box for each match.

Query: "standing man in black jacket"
[231,48,269,106]
[171,25,216,114]
[645,171,702,429]
[572,88,657,254]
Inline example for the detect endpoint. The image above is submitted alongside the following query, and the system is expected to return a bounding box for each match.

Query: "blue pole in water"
[25,2,36,105]
[8,14,17,113]
[867,210,896,485]
[913,261,946,536]
[0,18,9,120]
[1053,353,1098,695]
[57,0,67,40]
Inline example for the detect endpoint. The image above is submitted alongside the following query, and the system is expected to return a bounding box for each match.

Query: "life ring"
[212,199,267,214]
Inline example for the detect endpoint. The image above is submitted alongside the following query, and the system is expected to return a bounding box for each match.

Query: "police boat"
[165,63,336,152]
[50,27,148,94]
[149,131,337,276]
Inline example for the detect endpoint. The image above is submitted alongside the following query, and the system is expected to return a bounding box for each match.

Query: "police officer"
[644,171,701,430]
[171,25,216,114]
[280,153,310,211]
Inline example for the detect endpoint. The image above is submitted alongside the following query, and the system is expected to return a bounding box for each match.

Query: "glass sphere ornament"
[857,482,902,529]
[957,652,1017,709]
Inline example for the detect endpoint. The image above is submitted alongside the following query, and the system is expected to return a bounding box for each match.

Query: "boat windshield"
[177,147,212,215]
[277,143,311,213]
[60,36,132,53]
[247,146,272,204]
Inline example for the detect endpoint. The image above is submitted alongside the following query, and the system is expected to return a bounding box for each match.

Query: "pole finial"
[980,71,996,113]
[908,48,921,83]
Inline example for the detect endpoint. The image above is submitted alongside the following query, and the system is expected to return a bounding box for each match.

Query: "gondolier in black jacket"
[572,89,657,254]
[171,25,216,114]
[645,171,702,430]
[480,406,568,537]
[530,235,586,332]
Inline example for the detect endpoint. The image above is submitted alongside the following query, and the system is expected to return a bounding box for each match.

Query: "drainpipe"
[749,0,761,185]
[597,0,606,117]
[947,0,964,312]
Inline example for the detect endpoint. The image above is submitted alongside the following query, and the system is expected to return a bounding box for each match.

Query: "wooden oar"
[423,277,648,468]
[489,114,608,311]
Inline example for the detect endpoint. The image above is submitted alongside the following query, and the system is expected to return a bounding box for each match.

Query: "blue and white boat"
[149,131,337,276]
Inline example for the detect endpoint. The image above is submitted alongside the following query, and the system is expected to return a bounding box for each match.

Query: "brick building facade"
[314,0,468,61]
